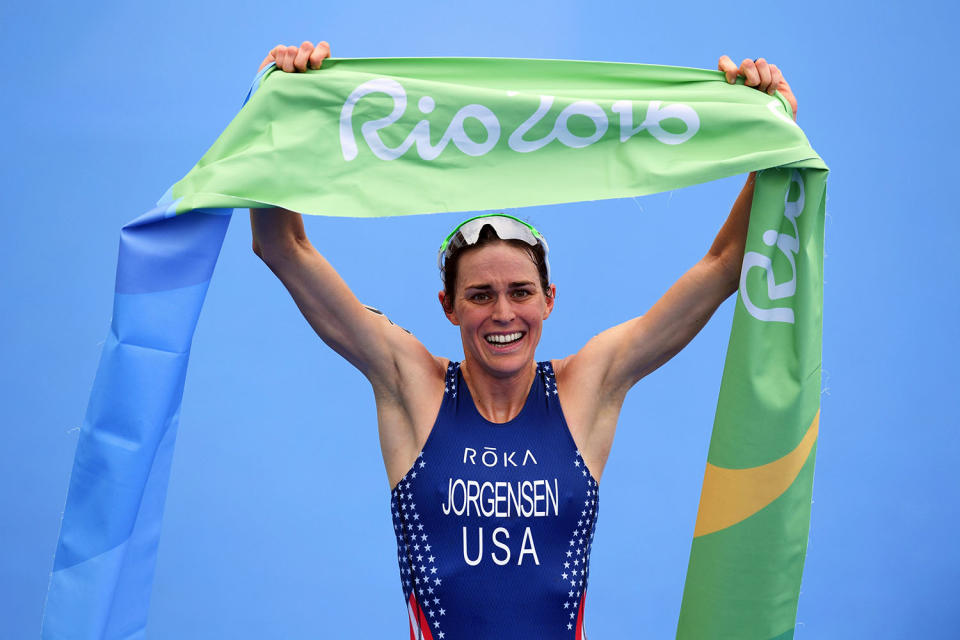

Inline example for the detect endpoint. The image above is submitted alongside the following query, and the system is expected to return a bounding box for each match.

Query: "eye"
[469,292,491,302]
[511,289,533,298]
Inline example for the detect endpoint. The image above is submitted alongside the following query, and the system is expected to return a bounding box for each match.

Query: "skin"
[251,42,799,487]
[439,242,556,424]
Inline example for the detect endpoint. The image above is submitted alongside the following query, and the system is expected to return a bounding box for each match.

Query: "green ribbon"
[178,58,826,638]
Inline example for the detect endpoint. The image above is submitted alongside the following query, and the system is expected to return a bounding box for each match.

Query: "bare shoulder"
[553,321,635,397]
[551,330,632,482]
[552,329,629,425]
[365,313,449,487]
[360,305,443,391]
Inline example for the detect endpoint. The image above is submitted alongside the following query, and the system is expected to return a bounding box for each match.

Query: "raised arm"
[251,208,415,379]
[555,57,798,479]
[612,57,797,381]
[249,41,442,391]
[251,41,449,486]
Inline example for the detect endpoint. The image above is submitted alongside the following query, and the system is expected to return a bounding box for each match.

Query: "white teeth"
[486,332,523,344]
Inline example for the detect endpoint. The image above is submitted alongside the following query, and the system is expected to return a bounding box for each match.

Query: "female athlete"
[250,41,797,640]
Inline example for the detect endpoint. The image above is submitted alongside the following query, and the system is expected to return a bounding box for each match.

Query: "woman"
[251,41,796,640]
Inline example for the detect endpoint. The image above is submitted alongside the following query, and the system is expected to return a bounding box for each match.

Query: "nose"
[491,294,516,323]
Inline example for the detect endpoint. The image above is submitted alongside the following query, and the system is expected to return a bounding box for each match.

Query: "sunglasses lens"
[438,214,549,280]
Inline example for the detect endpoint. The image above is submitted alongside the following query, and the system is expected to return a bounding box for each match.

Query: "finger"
[739,58,760,87]
[755,57,772,92]
[294,41,313,72]
[718,54,738,83]
[778,74,798,119]
[272,45,287,72]
[309,40,331,69]
[259,45,283,71]
[767,65,798,119]
[778,74,793,97]
[281,45,298,72]
[767,64,783,95]
[273,45,288,72]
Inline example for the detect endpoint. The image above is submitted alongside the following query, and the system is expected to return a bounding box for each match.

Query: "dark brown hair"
[441,223,550,310]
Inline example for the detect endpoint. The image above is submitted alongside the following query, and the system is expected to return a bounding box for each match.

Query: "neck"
[460,358,537,424]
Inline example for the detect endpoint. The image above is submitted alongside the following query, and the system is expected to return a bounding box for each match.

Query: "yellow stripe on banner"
[693,410,820,537]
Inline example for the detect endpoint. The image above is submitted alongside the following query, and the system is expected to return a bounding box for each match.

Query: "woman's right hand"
[259,40,331,72]
[250,39,332,257]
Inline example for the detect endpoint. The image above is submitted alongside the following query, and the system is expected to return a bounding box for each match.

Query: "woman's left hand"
[718,55,798,120]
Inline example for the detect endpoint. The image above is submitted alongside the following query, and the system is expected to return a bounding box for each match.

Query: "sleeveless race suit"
[390,361,600,640]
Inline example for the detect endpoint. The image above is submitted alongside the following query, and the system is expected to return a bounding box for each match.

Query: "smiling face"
[440,241,556,380]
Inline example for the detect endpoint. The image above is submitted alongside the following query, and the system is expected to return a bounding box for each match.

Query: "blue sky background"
[2,1,958,638]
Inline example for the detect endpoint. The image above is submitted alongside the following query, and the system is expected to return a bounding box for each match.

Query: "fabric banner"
[42,58,826,639]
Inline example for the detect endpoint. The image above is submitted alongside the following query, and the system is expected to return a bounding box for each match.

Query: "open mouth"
[485,331,525,346]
